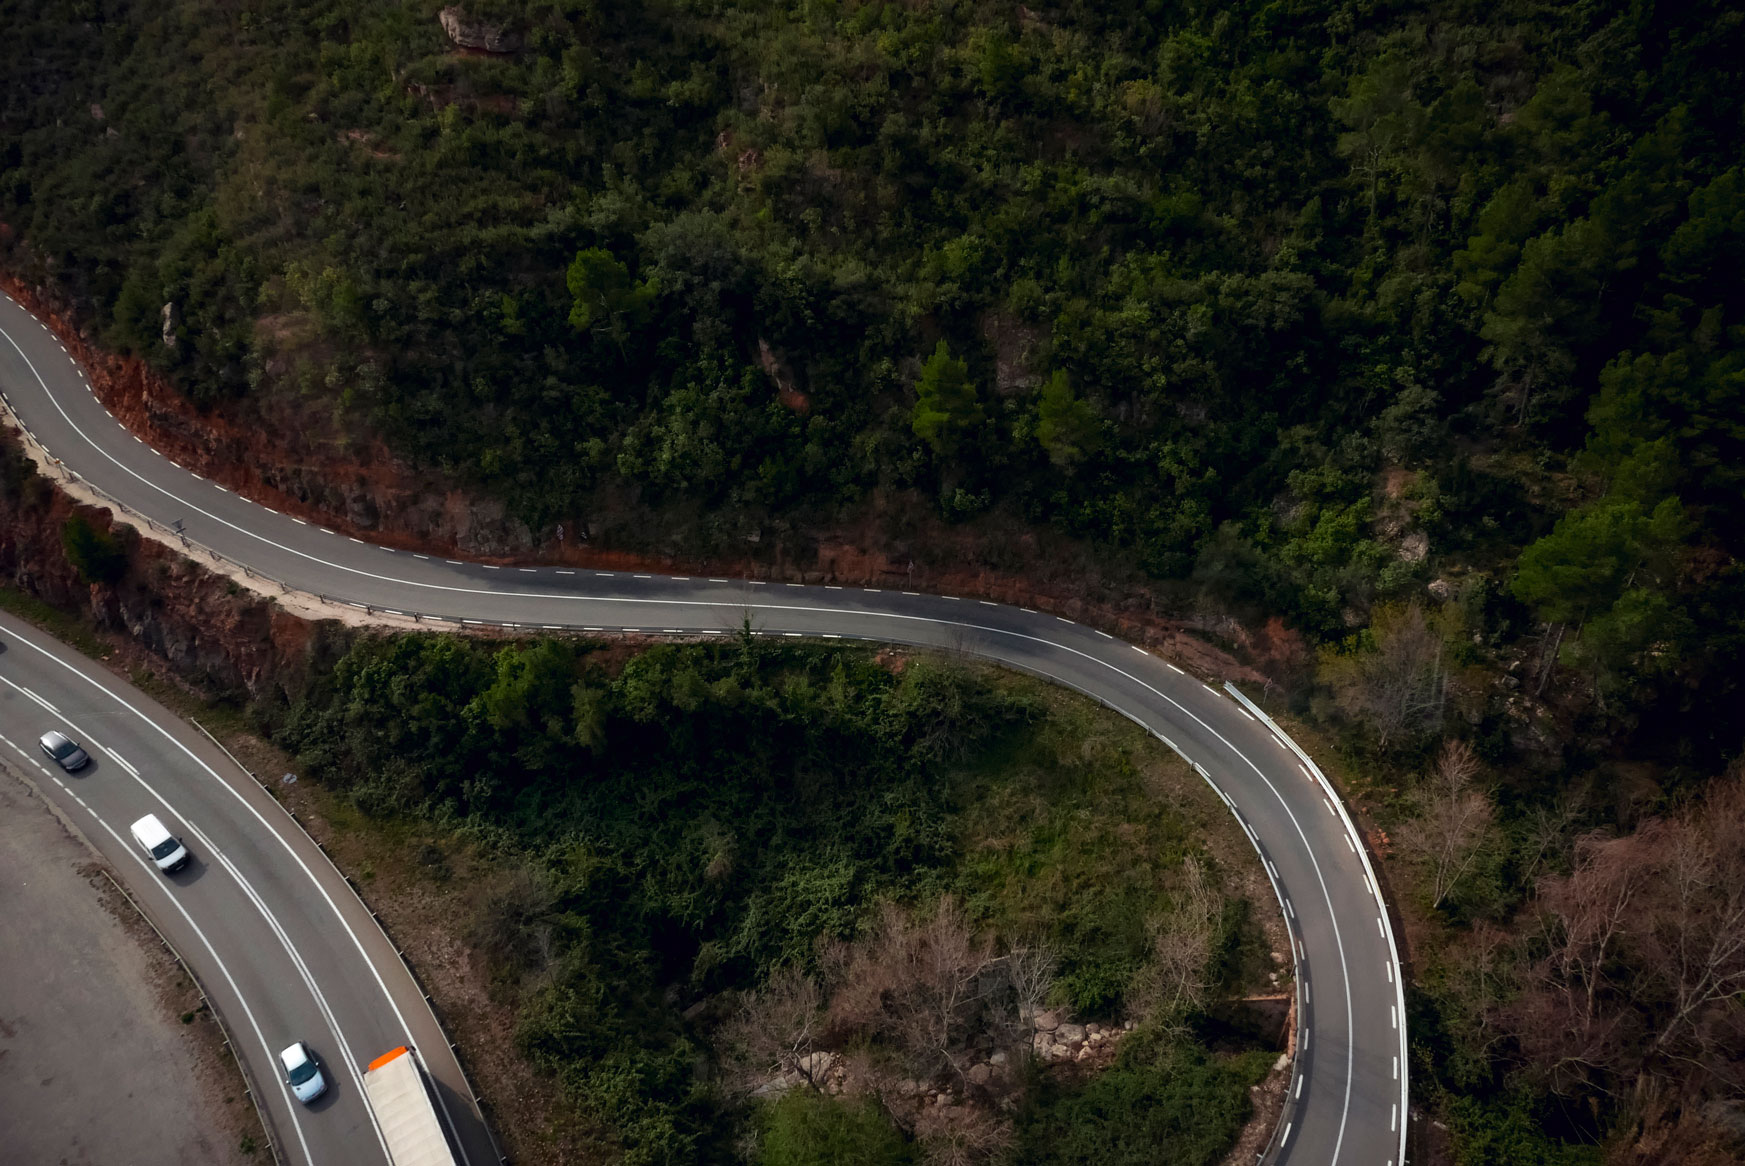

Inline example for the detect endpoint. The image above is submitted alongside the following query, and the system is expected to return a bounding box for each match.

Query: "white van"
[130,813,190,874]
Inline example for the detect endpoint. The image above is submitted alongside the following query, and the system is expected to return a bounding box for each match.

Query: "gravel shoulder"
[0,764,264,1165]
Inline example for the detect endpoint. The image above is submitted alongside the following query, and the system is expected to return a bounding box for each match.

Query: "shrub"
[757,1092,912,1166]
[61,513,128,584]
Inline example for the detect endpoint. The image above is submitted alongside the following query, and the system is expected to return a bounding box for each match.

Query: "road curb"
[1225,683,1411,1166]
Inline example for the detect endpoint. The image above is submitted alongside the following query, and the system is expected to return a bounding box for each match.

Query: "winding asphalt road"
[0,289,1408,1165]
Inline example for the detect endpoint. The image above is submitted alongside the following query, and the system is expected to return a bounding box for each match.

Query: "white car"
[279,1041,327,1104]
[129,813,190,874]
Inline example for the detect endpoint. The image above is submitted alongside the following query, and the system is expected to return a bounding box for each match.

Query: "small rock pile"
[1029,1009,1136,1063]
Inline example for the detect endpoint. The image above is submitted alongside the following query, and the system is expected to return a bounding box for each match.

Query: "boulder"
[797,1051,837,1080]
[966,1064,993,1086]
[438,6,523,53]
[1056,1023,1087,1044]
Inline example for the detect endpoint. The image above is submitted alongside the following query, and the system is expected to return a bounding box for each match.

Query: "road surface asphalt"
[0,288,1408,1165]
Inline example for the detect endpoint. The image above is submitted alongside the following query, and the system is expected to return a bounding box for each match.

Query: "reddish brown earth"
[0,273,1270,685]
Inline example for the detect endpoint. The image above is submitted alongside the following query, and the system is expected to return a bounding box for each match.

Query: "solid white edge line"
[0,631,474,1165]
[2,307,1391,1164]
[0,672,395,1164]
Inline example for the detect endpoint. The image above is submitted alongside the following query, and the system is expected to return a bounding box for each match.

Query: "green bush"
[756,1092,912,1166]
[1015,1035,1266,1166]
[1445,1096,1604,1166]
[60,514,128,584]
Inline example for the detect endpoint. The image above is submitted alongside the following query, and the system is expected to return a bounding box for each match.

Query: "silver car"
[279,1041,327,1104]
[39,730,90,771]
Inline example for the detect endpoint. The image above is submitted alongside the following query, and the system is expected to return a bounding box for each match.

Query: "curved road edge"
[0,288,1407,1165]
[0,611,500,1166]
[1227,683,1410,1166]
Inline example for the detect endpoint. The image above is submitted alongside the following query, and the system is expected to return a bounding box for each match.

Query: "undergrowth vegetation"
[263,632,1267,1163]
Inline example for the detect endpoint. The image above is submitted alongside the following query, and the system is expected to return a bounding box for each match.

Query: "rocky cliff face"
[0,433,326,699]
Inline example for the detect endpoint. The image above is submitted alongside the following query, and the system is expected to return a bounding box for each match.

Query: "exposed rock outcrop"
[439,7,522,54]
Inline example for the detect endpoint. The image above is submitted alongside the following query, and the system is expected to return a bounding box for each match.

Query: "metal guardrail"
[1,389,1346,1164]
[99,869,286,1166]
[190,720,511,1166]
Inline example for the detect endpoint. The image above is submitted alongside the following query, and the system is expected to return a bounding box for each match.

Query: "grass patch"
[0,585,109,660]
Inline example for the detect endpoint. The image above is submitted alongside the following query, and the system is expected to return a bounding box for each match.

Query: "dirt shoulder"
[0,763,265,1165]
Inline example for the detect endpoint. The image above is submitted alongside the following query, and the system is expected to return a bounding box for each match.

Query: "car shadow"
[166,853,209,887]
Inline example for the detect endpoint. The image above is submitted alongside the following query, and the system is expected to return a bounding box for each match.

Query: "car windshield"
[150,838,180,860]
[48,739,76,759]
[287,1057,317,1086]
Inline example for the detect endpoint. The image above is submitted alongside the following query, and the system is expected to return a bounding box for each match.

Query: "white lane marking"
[747,580,765,585]
[1166,662,1184,674]
[1377,917,1386,938]
[1020,607,1036,613]
[21,685,62,716]
[483,565,499,570]
[671,577,690,582]
[786,583,803,587]
[942,596,961,601]
[903,591,920,596]
[1391,1005,1398,1029]
[1056,616,1072,623]
[634,574,652,579]
[414,554,429,560]
[1391,1104,1397,1132]
[292,518,307,525]
[1130,645,1146,655]
[319,528,334,535]
[0,321,1372,1159]
[1296,1076,1303,1099]
[1282,1122,1292,1145]
[711,579,731,583]
[595,572,614,577]
[554,569,573,574]
[0,685,386,1162]
[518,568,536,573]
[863,587,881,593]
[1393,1056,1398,1080]
[1326,797,1337,815]
[980,600,997,606]
[1385,961,1393,983]
[1285,898,1295,919]
[4,768,320,1164]
[447,560,464,565]
[1346,835,1356,852]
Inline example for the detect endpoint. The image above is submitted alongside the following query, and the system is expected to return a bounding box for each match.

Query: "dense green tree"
[910,340,983,458]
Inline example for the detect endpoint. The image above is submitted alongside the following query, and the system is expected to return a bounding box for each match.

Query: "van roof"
[131,814,171,845]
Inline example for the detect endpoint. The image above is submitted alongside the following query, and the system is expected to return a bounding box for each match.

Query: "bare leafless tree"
[1130,856,1222,1026]
[913,1103,1016,1166]
[719,964,827,1095]
[1398,740,1497,909]
[1322,602,1450,747]
[1639,778,1745,1061]
[828,897,997,1087]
